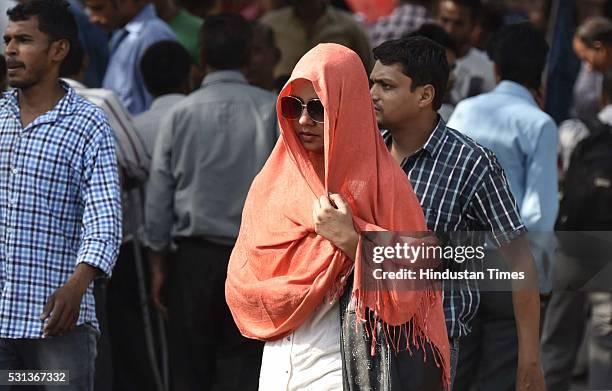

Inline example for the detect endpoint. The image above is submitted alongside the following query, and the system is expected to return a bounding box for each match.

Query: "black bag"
[556,118,612,259]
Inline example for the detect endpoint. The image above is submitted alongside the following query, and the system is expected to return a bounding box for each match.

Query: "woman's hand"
[313,193,359,260]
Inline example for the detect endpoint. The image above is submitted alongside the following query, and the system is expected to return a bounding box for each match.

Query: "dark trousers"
[106,242,159,391]
[454,251,518,391]
[166,238,263,391]
[0,324,98,391]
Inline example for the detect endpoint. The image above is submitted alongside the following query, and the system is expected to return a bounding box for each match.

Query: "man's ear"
[418,84,436,108]
[50,39,70,64]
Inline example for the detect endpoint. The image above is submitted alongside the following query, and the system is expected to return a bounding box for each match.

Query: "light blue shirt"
[448,80,559,292]
[102,4,176,115]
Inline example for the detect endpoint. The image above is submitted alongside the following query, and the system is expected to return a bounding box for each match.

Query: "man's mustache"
[5,58,25,68]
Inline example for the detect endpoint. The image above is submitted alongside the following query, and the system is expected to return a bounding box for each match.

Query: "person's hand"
[40,263,98,337]
[516,353,546,391]
[150,252,168,318]
[313,193,359,260]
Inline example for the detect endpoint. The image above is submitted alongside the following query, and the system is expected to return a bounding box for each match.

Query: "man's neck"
[18,78,66,127]
[388,110,438,164]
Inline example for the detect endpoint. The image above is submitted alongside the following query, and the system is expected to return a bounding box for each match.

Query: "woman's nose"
[298,108,313,126]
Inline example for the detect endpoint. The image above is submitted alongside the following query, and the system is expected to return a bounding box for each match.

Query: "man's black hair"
[407,23,459,56]
[8,0,78,46]
[373,36,449,110]
[140,40,191,97]
[7,0,78,68]
[251,21,277,49]
[58,37,84,78]
[576,17,612,48]
[439,0,482,22]
[487,22,548,91]
[199,13,252,70]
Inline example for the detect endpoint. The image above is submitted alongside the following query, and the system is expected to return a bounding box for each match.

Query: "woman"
[226,43,449,390]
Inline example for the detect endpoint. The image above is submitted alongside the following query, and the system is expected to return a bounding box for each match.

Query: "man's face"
[436,1,475,49]
[573,36,611,73]
[370,61,423,130]
[246,30,280,90]
[84,0,124,32]
[3,17,58,89]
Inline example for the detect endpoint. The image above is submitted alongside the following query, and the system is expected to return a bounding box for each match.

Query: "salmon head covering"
[226,43,449,387]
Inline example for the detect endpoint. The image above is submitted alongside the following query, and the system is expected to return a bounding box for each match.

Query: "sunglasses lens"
[280,97,302,119]
[307,100,325,123]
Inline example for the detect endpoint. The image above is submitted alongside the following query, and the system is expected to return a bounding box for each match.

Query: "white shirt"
[258,299,343,391]
[451,47,496,105]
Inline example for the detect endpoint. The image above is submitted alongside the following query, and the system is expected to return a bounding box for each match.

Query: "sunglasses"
[280,96,325,123]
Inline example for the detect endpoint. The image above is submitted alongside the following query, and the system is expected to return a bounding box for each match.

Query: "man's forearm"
[500,235,542,357]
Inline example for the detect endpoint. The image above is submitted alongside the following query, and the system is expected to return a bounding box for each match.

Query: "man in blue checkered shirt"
[370,37,546,390]
[0,1,121,388]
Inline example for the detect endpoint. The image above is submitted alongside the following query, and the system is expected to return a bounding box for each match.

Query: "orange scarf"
[226,43,449,388]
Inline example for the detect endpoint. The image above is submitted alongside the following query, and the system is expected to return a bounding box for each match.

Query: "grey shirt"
[145,71,278,251]
[134,93,186,156]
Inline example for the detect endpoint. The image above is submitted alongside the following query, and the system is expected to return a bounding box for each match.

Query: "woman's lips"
[298,132,320,142]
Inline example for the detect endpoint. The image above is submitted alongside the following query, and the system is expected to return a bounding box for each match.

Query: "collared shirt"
[0,83,122,338]
[103,4,176,115]
[64,78,149,243]
[260,6,373,78]
[145,71,278,251]
[383,118,525,337]
[134,93,186,156]
[448,80,559,292]
[452,47,496,105]
[368,3,430,48]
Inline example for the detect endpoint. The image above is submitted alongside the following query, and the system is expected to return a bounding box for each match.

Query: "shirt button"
[11,167,18,175]
[286,336,291,342]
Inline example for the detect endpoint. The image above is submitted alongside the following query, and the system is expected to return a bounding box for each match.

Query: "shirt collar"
[124,4,157,35]
[150,93,186,110]
[383,116,448,159]
[201,70,248,88]
[2,80,77,125]
[493,80,537,107]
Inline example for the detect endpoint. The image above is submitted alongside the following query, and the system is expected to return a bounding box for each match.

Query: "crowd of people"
[0,0,611,390]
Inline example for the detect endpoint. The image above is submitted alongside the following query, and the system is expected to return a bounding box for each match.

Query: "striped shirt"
[384,118,525,337]
[0,82,122,338]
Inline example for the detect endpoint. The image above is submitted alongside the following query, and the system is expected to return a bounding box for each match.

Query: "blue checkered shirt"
[384,118,526,337]
[0,83,122,339]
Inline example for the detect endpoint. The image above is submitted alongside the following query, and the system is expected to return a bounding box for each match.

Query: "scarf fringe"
[353,286,451,391]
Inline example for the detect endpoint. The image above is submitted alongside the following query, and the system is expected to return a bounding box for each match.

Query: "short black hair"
[373,37,449,110]
[7,0,78,67]
[140,40,191,97]
[7,0,78,45]
[576,17,612,48]
[251,21,277,49]
[440,0,482,22]
[407,23,458,56]
[58,38,84,78]
[199,13,252,70]
[487,22,548,90]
